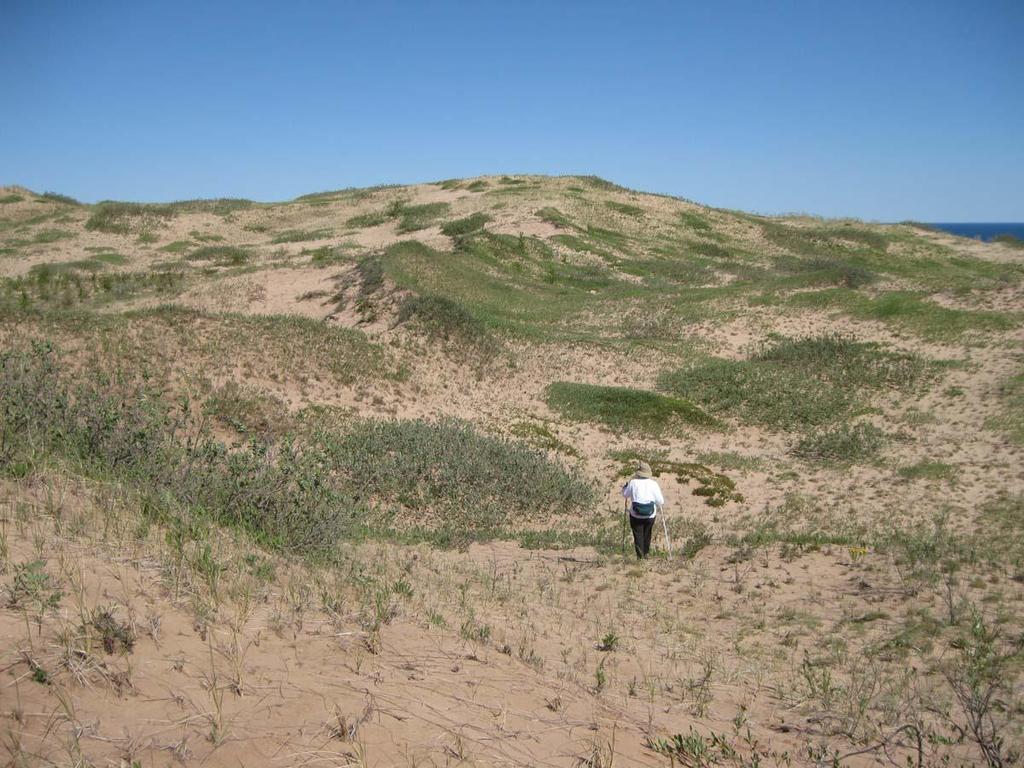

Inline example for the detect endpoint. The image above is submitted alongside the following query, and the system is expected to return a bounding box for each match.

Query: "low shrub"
[85,202,175,234]
[606,201,644,217]
[345,210,390,228]
[440,213,490,238]
[1,345,593,546]
[659,334,932,431]
[792,422,888,465]
[545,382,720,434]
[320,418,595,530]
[397,294,499,356]
[394,202,450,233]
[271,228,332,244]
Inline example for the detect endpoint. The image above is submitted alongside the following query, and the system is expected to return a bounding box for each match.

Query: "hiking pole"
[660,507,672,557]
[619,504,628,556]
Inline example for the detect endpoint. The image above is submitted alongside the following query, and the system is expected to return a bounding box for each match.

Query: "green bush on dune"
[545,382,720,434]
[0,344,594,551]
[659,334,932,431]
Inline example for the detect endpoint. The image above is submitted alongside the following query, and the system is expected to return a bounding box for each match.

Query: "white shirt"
[622,478,664,517]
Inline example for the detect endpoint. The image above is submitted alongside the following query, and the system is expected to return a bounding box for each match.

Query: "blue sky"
[2,1,1021,220]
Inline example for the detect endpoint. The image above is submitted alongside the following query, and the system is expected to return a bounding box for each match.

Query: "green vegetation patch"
[898,461,955,481]
[85,202,175,234]
[394,201,450,233]
[537,207,572,228]
[545,382,720,434]
[0,194,24,204]
[789,289,1017,339]
[679,211,712,232]
[186,245,251,265]
[397,294,500,357]
[159,240,193,253]
[507,421,579,457]
[987,369,1024,445]
[323,418,596,531]
[606,201,644,217]
[659,334,933,431]
[307,243,358,268]
[609,448,742,507]
[440,213,491,238]
[162,198,253,215]
[204,381,294,438]
[345,209,390,228]
[31,229,75,244]
[271,228,333,244]
[791,422,888,465]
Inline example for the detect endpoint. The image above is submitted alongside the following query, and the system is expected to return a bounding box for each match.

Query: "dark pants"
[629,515,655,559]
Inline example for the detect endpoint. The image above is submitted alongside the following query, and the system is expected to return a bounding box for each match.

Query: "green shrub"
[397,294,499,356]
[321,418,595,530]
[345,209,390,228]
[792,422,887,465]
[162,198,253,215]
[545,382,720,434]
[898,461,954,481]
[659,334,932,431]
[159,240,193,253]
[85,202,175,234]
[32,229,74,244]
[508,421,578,457]
[537,207,572,228]
[308,244,357,267]
[271,228,332,244]
[0,194,24,204]
[679,211,711,232]
[0,344,383,551]
[606,201,644,217]
[440,213,491,238]
[394,202,450,233]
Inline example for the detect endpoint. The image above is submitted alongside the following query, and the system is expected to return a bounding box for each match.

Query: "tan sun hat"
[634,461,652,479]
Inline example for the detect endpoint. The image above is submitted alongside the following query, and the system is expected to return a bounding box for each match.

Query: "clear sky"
[2,1,1021,220]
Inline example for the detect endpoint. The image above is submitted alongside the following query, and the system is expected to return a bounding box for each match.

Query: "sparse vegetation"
[186,245,251,265]
[0,175,1020,767]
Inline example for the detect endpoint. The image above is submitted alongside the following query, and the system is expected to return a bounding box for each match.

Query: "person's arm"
[654,482,665,513]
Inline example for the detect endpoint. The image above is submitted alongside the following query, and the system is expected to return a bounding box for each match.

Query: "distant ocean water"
[927,222,1024,241]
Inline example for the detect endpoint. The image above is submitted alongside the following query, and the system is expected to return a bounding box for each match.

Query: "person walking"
[622,461,664,559]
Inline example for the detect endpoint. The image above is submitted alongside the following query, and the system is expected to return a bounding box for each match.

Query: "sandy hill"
[0,175,1022,766]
